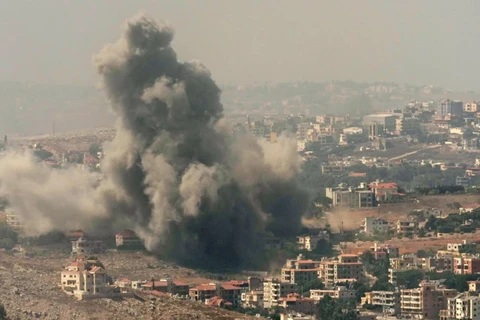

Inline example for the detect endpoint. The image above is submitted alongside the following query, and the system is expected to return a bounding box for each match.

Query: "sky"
[2,0,480,90]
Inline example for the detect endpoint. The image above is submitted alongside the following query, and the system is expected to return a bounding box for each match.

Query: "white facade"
[447,292,480,320]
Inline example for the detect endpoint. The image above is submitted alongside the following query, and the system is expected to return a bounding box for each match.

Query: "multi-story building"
[326,185,375,208]
[319,255,364,287]
[453,256,480,275]
[296,232,329,251]
[241,290,264,308]
[140,279,189,296]
[60,257,109,300]
[362,291,400,314]
[456,175,471,189]
[189,283,242,307]
[5,211,22,229]
[400,281,457,319]
[282,254,320,284]
[464,102,479,113]
[444,292,480,320]
[310,286,357,301]
[71,237,105,256]
[363,217,389,235]
[437,99,463,116]
[263,278,298,309]
[468,280,480,293]
[389,255,419,284]
[368,181,400,202]
[369,243,399,260]
[396,220,419,234]
[278,293,316,314]
[362,114,398,137]
[115,229,143,248]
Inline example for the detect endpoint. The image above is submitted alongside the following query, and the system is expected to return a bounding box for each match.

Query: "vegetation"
[315,295,359,320]
[0,303,6,320]
[299,278,325,296]
[0,223,18,250]
[33,149,53,161]
[23,230,68,246]
[425,209,480,234]
[89,143,102,156]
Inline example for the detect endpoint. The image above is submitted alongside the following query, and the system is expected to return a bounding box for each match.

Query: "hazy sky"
[2,1,480,89]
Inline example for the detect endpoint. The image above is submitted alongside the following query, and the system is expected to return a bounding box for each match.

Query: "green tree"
[316,295,359,320]
[89,143,101,156]
[0,302,6,320]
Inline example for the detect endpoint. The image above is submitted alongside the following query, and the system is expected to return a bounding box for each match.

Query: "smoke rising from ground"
[0,13,308,269]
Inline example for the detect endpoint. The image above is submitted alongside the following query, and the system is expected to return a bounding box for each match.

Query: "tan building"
[444,292,480,320]
[189,283,242,307]
[362,291,400,314]
[296,233,329,251]
[310,286,356,301]
[115,229,143,248]
[278,293,316,315]
[60,257,109,300]
[241,290,264,308]
[5,212,22,229]
[141,279,189,296]
[263,278,298,309]
[319,254,364,287]
[400,281,457,319]
[396,220,419,234]
[281,254,321,284]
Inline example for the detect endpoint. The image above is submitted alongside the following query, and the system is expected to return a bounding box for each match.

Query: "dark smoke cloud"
[0,13,308,270]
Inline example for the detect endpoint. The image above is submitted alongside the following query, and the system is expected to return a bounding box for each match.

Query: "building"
[362,291,400,314]
[368,181,400,202]
[468,281,480,293]
[263,278,298,309]
[282,254,321,284]
[444,292,480,320]
[71,237,105,256]
[464,102,479,113]
[370,243,399,260]
[453,256,480,275]
[140,279,189,296]
[278,294,316,314]
[310,286,357,301]
[456,175,471,189]
[5,212,22,229]
[363,217,389,235]
[189,283,242,307]
[60,257,113,300]
[437,99,463,116]
[296,232,329,251]
[318,255,364,287]
[242,290,264,308]
[396,221,419,234]
[362,114,398,137]
[447,240,473,253]
[389,255,419,284]
[400,280,457,319]
[326,184,375,208]
[115,229,143,248]
[396,117,420,135]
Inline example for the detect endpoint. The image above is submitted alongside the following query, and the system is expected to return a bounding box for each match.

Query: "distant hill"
[0,82,115,136]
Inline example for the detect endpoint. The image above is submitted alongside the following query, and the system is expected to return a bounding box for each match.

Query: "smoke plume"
[0,13,308,269]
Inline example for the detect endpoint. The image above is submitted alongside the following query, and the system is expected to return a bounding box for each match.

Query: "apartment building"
[370,243,399,260]
[318,254,364,287]
[71,237,105,256]
[5,211,22,229]
[400,281,457,319]
[278,294,316,315]
[296,232,329,252]
[444,292,480,320]
[281,254,320,284]
[396,220,419,234]
[389,255,419,284]
[453,256,480,275]
[189,283,242,307]
[263,278,298,309]
[362,291,400,314]
[241,290,264,308]
[115,229,143,248]
[469,281,480,293]
[368,181,400,202]
[363,217,389,235]
[310,286,356,301]
[140,279,189,296]
[326,185,375,208]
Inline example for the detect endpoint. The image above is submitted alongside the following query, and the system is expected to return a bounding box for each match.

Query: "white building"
[263,278,298,309]
[446,292,480,320]
[363,217,389,235]
[310,286,356,301]
[60,257,108,300]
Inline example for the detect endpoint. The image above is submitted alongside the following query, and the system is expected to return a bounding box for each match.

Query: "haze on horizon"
[2,0,480,90]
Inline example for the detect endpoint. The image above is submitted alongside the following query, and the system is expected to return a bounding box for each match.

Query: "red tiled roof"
[223,280,248,286]
[370,182,398,189]
[191,284,216,291]
[221,284,241,291]
[349,172,367,177]
[118,278,131,283]
[151,290,168,297]
[206,296,232,307]
[462,203,480,209]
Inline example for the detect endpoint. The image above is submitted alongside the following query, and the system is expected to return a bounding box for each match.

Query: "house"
[205,296,233,308]
[396,220,419,234]
[71,237,105,256]
[189,283,242,307]
[310,286,356,300]
[361,291,400,314]
[115,229,143,248]
[453,256,480,275]
[241,290,264,308]
[278,294,316,315]
[326,184,375,208]
[65,230,86,241]
[282,254,321,284]
[368,181,401,202]
[141,279,189,296]
[370,243,399,260]
[443,292,480,320]
[459,203,480,214]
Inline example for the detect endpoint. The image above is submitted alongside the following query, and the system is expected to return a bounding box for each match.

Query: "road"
[388,144,441,161]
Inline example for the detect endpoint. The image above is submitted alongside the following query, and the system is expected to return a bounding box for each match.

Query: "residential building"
[189,283,242,307]
[453,256,480,275]
[71,237,105,256]
[437,99,463,116]
[5,212,22,229]
[444,292,480,320]
[459,203,480,214]
[282,254,320,284]
[464,102,479,113]
[368,181,400,202]
[326,185,375,208]
[469,281,480,293]
[400,280,457,319]
[389,255,419,284]
[396,220,419,234]
[463,137,480,151]
[362,291,400,314]
[296,232,329,251]
[456,175,471,189]
[278,294,316,315]
[140,279,189,296]
[362,114,398,137]
[60,257,110,300]
[115,229,143,248]
[310,286,357,301]
[241,290,264,308]
[447,240,472,253]
[263,278,298,309]
[370,243,399,260]
[319,254,364,287]
[363,217,389,235]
